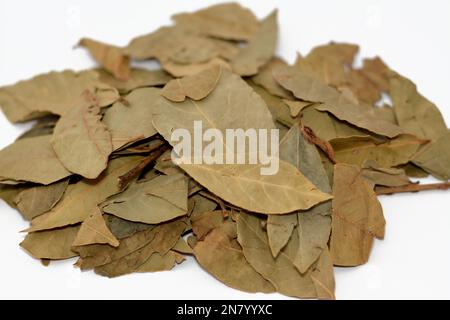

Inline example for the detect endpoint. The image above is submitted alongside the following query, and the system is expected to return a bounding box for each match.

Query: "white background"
[0,0,449,300]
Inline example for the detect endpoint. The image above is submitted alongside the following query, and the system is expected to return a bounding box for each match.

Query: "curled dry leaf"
[193,215,275,294]
[161,58,231,78]
[93,220,185,277]
[26,156,144,232]
[171,2,260,41]
[330,163,386,266]
[20,225,80,260]
[153,69,331,214]
[330,134,426,168]
[252,57,294,99]
[103,88,161,151]
[161,65,222,102]
[14,179,69,221]
[231,10,278,76]
[52,102,113,179]
[78,38,131,81]
[273,66,404,138]
[0,70,119,123]
[0,135,71,185]
[237,212,334,299]
[72,208,119,247]
[102,174,188,224]
[97,68,172,94]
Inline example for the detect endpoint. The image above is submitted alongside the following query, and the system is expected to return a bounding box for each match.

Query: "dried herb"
[0,2,449,300]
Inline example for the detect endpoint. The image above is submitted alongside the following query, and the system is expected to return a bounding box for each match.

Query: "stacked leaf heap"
[1,3,449,299]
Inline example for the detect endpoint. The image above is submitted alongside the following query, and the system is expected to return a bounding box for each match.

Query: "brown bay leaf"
[52,102,113,179]
[78,38,130,81]
[137,250,185,273]
[97,68,171,94]
[237,212,327,298]
[153,69,331,214]
[331,134,426,168]
[251,57,294,99]
[171,3,260,41]
[330,163,385,266]
[412,131,450,181]
[161,65,222,102]
[73,208,119,247]
[104,214,151,240]
[0,135,72,185]
[231,10,278,76]
[102,174,188,224]
[14,179,69,220]
[103,88,160,150]
[20,225,80,260]
[391,74,447,140]
[92,220,186,277]
[26,156,144,232]
[273,66,403,138]
[274,123,332,272]
[362,160,411,187]
[193,220,275,294]
[0,70,119,123]
[162,58,230,78]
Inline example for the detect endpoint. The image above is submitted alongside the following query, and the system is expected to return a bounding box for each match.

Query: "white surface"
[0,0,449,300]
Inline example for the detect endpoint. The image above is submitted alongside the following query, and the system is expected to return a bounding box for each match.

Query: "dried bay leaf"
[137,250,184,273]
[155,149,184,176]
[330,164,385,266]
[283,99,311,118]
[302,105,368,141]
[78,38,130,81]
[0,135,71,185]
[97,68,171,94]
[74,225,158,270]
[171,3,260,41]
[0,70,119,123]
[92,220,186,277]
[362,160,411,187]
[331,134,426,168]
[20,225,80,260]
[153,69,331,214]
[52,102,113,179]
[162,58,231,78]
[14,179,69,220]
[104,214,151,240]
[248,81,295,127]
[273,66,403,138]
[172,238,193,255]
[103,88,160,150]
[73,208,119,247]
[274,123,332,272]
[412,131,450,181]
[0,184,28,209]
[391,74,447,140]
[102,174,188,224]
[161,65,222,102]
[267,213,297,258]
[26,156,144,232]
[231,10,278,76]
[17,116,58,140]
[310,249,335,300]
[193,220,275,294]
[251,57,294,99]
[189,194,218,217]
[191,210,225,240]
[295,42,359,88]
[237,212,329,298]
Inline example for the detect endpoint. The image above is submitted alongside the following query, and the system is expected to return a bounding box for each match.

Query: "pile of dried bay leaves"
[0,3,449,299]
